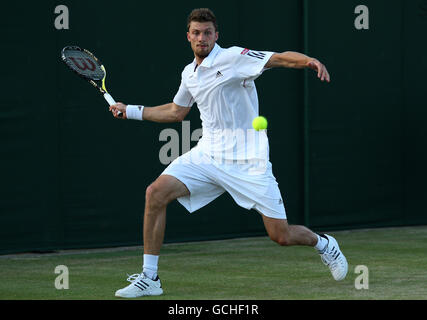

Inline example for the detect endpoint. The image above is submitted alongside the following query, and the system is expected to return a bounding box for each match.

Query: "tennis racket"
[61,46,122,116]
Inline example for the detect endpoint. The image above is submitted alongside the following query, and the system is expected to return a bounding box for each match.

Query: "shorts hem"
[160,173,194,213]
[253,206,287,220]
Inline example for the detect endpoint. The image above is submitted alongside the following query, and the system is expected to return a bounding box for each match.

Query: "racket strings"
[63,49,105,80]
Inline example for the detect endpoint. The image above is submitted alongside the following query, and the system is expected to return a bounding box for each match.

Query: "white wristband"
[126,105,144,120]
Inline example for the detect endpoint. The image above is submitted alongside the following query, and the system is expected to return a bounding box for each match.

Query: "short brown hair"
[187,8,218,31]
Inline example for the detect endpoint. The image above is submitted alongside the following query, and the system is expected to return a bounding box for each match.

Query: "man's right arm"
[109,102,191,123]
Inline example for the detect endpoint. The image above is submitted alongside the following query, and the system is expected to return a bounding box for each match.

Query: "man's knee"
[270,234,292,247]
[263,216,292,246]
[145,182,169,208]
[145,175,188,209]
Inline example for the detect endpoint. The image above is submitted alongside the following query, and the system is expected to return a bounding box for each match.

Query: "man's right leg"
[143,174,190,255]
[115,174,189,298]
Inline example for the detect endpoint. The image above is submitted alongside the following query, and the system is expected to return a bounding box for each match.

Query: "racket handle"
[104,92,116,105]
[104,93,122,117]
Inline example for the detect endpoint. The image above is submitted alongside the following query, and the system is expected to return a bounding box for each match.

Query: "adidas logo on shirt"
[216,71,223,78]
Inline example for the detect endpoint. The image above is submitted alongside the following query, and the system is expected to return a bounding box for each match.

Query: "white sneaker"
[115,273,163,298]
[320,234,348,281]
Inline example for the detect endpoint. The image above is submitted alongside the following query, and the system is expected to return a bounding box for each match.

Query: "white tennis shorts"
[161,147,286,219]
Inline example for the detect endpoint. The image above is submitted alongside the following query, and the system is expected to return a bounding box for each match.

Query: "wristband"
[126,105,144,120]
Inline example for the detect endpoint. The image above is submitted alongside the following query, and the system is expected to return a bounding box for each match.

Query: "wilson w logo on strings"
[69,57,96,71]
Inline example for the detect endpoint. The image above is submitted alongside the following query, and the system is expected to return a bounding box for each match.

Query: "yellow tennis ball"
[252,116,268,131]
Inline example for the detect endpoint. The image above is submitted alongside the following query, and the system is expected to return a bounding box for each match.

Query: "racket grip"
[104,93,123,117]
[104,93,116,105]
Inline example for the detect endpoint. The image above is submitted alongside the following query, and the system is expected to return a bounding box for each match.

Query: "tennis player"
[111,8,348,298]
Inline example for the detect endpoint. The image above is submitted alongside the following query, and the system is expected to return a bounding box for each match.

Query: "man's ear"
[187,32,191,42]
[215,32,219,42]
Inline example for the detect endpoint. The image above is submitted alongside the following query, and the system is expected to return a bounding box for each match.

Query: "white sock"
[314,234,328,253]
[143,254,159,280]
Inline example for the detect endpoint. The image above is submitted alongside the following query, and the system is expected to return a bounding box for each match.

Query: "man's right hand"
[109,103,127,119]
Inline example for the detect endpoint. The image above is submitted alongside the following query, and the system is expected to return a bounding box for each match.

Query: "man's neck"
[195,56,205,67]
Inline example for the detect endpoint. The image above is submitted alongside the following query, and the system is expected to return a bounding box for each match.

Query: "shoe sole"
[115,288,163,298]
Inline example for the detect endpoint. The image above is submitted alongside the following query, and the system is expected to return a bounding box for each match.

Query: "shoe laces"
[126,273,145,283]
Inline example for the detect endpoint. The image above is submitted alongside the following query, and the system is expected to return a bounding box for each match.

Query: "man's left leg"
[262,215,348,281]
[262,215,317,247]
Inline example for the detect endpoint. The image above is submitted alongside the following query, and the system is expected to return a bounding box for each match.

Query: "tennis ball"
[252,116,268,131]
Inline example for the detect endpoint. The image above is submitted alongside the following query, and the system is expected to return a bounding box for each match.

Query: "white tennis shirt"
[173,43,275,161]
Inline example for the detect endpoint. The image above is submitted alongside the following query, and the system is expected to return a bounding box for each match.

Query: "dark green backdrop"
[1,0,426,254]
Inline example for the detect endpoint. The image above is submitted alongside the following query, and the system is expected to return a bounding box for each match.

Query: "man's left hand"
[307,59,330,82]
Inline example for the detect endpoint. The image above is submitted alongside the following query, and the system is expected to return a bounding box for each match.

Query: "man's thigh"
[161,148,226,213]
[216,161,287,219]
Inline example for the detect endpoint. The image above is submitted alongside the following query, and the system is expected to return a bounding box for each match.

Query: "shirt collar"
[193,43,221,70]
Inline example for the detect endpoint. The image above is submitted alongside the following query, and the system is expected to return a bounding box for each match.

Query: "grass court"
[0,226,426,300]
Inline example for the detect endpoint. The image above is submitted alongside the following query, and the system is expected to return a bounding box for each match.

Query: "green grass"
[0,226,426,300]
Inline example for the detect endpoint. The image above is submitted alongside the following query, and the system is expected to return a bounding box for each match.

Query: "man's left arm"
[265,51,330,82]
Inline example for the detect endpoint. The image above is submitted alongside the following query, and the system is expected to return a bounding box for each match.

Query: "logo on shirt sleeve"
[240,48,266,60]
[241,48,250,55]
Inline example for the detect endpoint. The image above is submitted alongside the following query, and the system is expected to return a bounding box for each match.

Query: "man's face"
[187,21,218,59]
